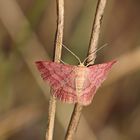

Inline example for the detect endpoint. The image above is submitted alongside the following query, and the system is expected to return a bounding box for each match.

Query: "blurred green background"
[0,0,140,140]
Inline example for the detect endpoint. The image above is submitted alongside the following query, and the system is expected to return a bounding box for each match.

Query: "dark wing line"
[36,61,62,89]
[53,86,77,103]
[50,65,77,93]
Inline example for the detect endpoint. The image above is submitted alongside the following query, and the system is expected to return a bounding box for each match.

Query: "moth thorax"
[75,66,87,96]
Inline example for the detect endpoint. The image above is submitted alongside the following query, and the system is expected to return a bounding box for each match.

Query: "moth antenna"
[83,44,108,66]
[62,44,82,64]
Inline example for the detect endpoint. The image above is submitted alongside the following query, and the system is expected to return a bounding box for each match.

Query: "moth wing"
[78,84,96,106]
[89,60,116,88]
[36,61,77,103]
[53,85,77,103]
[78,60,116,106]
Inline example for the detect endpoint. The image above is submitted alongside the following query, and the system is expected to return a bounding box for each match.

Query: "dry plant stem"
[65,0,107,139]
[46,96,57,140]
[65,104,83,140]
[87,0,107,65]
[46,0,64,140]
[54,0,64,61]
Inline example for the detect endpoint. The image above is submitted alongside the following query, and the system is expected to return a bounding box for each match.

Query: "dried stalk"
[65,104,83,140]
[65,0,107,139]
[46,0,64,140]
[87,0,107,65]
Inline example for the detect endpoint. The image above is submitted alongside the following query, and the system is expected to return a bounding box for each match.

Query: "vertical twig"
[46,0,64,140]
[87,0,107,65]
[65,104,83,140]
[65,0,107,140]
[46,96,56,140]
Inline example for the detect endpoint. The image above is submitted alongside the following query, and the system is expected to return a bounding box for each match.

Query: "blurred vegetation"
[0,0,140,140]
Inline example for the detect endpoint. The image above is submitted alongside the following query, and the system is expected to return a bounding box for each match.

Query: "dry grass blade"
[65,0,107,140]
[46,0,64,140]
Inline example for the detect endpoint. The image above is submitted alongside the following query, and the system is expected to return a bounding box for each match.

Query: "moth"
[35,44,116,106]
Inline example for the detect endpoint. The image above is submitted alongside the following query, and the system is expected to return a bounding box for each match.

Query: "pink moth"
[35,45,116,106]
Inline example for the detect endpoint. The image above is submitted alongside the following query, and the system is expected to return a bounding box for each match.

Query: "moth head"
[78,62,85,67]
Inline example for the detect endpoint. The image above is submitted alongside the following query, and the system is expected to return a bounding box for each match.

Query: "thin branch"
[46,0,64,140]
[87,0,107,65]
[65,104,83,140]
[46,96,57,140]
[54,0,64,62]
[65,0,107,139]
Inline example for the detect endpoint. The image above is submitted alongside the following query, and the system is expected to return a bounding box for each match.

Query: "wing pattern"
[36,60,116,105]
[88,60,116,88]
[36,61,77,103]
[78,60,116,105]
